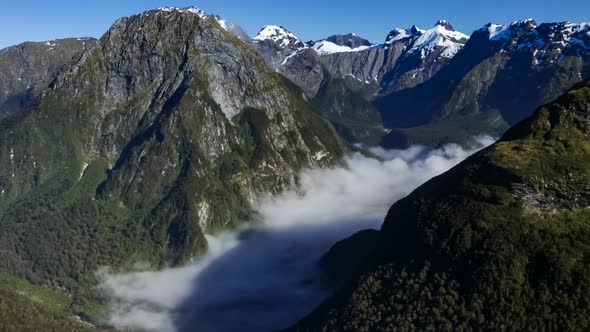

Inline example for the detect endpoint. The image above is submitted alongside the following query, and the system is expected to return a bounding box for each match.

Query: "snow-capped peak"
[409,22,469,58]
[254,25,304,48]
[385,26,426,44]
[384,21,468,58]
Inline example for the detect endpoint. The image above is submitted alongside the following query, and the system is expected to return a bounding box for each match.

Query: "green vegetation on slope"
[294,80,590,331]
[0,273,97,332]
[312,77,385,145]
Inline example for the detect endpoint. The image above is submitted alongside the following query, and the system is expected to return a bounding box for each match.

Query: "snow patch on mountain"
[562,22,590,37]
[386,28,412,44]
[515,21,590,55]
[311,40,372,55]
[483,19,537,41]
[488,24,509,40]
[281,49,306,65]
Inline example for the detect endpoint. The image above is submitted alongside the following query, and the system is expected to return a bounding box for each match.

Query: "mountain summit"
[254,25,306,49]
[435,19,456,31]
[326,33,372,48]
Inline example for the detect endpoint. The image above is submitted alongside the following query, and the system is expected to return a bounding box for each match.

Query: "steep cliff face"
[293,80,590,331]
[319,46,389,86]
[0,7,344,289]
[0,38,97,118]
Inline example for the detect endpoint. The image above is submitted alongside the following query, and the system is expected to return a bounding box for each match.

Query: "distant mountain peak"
[254,25,305,49]
[435,19,455,31]
[384,26,423,44]
[325,33,372,48]
[384,22,468,58]
[385,28,411,44]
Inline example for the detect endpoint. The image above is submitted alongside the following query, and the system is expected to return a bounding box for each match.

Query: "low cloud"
[100,136,494,332]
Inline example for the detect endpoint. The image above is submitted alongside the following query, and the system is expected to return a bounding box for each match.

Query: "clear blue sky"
[1,0,589,49]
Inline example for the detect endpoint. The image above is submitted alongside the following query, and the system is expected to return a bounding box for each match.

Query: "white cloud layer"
[100,136,494,332]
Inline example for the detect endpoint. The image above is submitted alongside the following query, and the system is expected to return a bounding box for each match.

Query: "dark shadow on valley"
[171,217,381,332]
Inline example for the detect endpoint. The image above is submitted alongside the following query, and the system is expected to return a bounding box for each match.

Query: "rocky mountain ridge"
[0,37,97,119]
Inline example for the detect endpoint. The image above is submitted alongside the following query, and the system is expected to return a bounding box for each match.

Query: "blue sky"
[1,0,589,49]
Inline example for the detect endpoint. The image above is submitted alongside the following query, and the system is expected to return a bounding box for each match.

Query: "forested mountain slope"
[294,80,590,331]
[0,7,344,313]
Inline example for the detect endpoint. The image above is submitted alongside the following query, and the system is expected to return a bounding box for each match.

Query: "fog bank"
[100,136,494,332]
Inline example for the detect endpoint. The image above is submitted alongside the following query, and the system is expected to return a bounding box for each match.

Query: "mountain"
[253,25,328,98]
[378,19,590,147]
[253,25,308,69]
[252,21,471,145]
[0,6,345,314]
[292,80,590,330]
[380,20,469,92]
[0,38,97,119]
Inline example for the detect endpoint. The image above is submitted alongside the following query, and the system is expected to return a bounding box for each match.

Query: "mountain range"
[0,5,589,331]
[253,18,590,146]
